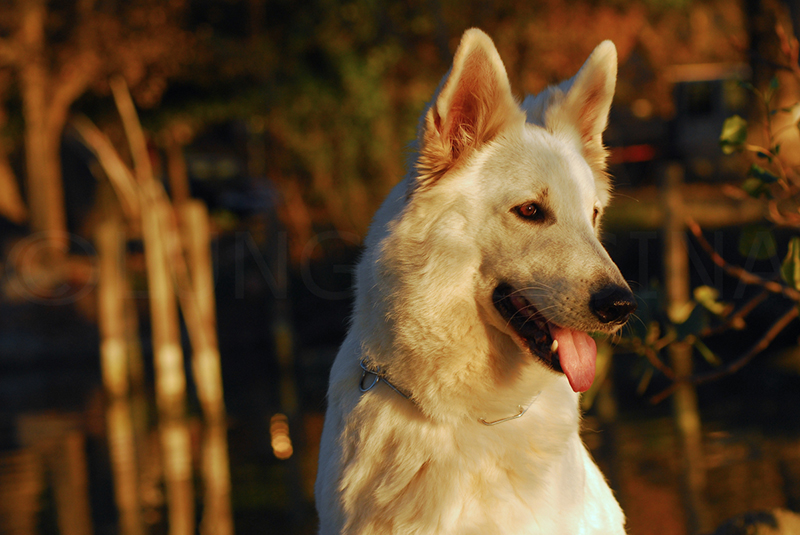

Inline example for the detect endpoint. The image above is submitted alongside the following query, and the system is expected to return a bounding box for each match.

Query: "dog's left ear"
[543,41,617,180]
[415,29,523,189]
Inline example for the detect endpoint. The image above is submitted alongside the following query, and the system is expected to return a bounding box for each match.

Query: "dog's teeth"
[550,340,559,353]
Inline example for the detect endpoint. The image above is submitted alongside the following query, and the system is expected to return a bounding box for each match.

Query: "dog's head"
[358,29,635,401]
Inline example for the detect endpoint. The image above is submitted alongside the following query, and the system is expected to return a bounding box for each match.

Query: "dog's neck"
[354,262,559,426]
[358,357,541,426]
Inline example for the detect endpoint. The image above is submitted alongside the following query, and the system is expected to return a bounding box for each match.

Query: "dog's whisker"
[625,279,643,289]
[629,313,647,330]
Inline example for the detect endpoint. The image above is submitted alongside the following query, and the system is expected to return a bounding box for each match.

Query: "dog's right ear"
[414,29,522,190]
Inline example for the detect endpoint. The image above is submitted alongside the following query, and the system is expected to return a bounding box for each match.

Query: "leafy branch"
[619,23,800,404]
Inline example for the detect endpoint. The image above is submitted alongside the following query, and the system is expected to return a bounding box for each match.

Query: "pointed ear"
[545,41,617,180]
[415,29,522,189]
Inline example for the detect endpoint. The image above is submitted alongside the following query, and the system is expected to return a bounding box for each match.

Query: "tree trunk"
[0,142,27,224]
[18,0,68,263]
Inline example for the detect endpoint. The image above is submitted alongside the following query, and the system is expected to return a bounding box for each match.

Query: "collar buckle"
[359,360,411,400]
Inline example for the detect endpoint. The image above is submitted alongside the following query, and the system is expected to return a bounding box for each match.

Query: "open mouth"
[492,283,598,393]
[492,284,559,368]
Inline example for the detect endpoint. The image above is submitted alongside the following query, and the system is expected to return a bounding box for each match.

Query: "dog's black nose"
[590,285,637,324]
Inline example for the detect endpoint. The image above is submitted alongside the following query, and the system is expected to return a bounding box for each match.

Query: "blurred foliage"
[0,0,751,249]
[0,0,194,120]
[614,9,800,403]
[142,0,747,245]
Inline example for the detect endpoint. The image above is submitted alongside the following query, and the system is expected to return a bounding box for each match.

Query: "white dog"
[315,28,636,535]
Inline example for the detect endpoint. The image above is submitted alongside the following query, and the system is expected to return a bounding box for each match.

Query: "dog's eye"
[592,207,600,226]
[514,202,544,221]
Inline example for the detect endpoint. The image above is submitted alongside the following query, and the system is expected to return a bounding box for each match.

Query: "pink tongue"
[548,325,597,392]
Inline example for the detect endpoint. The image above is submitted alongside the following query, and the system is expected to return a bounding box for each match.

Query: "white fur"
[315,29,628,534]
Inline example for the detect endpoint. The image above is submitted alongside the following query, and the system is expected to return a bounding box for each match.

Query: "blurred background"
[0,0,800,534]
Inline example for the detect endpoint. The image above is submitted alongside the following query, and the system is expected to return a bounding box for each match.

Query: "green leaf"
[693,285,726,316]
[766,76,780,104]
[741,177,773,199]
[693,338,722,366]
[767,76,780,101]
[781,236,800,292]
[668,301,696,324]
[739,225,777,260]
[748,164,779,183]
[738,81,756,92]
[720,115,748,154]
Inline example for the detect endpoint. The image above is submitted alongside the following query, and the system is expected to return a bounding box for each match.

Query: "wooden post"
[180,201,234,535]
[96,218,145,535]
[663,163,711,534]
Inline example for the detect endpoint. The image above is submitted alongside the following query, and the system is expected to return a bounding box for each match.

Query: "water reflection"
[0,447,41,534]
[6,412,93,535]
[200,421,234,535]
[4,403,800,534]
[106,399,143,535]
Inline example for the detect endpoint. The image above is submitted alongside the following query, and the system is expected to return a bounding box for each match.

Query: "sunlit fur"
[315,29,627,534]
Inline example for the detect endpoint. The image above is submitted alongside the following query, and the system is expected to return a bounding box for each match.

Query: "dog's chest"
[341,416,600,535]
[420,448,582,534]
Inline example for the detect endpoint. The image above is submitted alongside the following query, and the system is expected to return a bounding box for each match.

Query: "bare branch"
[699,289,769,337]
[71,116,140,221]
[686,217,800,302]
[109,76,155,186]
[48,50,101,132]
[642,345,676,380]
[650,306,799,404]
